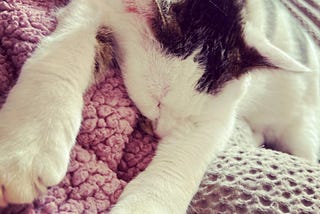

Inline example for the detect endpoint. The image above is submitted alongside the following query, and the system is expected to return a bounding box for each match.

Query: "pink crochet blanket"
[0,0,157,213]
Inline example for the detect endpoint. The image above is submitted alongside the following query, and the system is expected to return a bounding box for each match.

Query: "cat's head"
[119,0,311,137]
[150,0,253,94]
[150,0,310,93]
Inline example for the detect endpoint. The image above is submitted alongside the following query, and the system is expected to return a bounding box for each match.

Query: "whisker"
[209,0,227,16]
[153,0,168,26]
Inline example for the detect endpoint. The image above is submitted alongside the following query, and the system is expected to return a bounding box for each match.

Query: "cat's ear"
[244,23,311,72]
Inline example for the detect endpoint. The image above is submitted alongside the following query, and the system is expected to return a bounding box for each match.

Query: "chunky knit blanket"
[0,0,319,213]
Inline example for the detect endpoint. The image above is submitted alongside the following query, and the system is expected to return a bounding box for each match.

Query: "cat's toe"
[0,175,43,206]
[0,145,69,206]
[0,159,67,206]
[0,121,73,206]
[0,94,81,206]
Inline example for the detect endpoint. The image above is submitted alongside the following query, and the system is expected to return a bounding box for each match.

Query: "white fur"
[0,0,319,213]
[0,0,105,205]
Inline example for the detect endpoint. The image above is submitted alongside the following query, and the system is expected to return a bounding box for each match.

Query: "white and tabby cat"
[0,0,319,213]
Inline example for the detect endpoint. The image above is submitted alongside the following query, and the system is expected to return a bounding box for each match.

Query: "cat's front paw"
[0,119,72,206]
[0,95,81,206]
[0,149,68,207]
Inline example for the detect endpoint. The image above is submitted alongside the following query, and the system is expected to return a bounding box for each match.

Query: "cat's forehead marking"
[152,0,268,94]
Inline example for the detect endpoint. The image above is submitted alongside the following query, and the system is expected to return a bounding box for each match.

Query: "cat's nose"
[151,119,158,130]
[153,123,172,139]
[151,119,162,138]
[152,119,168,138]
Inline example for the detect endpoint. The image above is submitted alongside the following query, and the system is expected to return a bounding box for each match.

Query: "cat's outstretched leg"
[110,77,251,213]
[0,0,107,206]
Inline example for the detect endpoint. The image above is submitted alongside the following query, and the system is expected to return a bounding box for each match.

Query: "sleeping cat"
[0,0,319,213]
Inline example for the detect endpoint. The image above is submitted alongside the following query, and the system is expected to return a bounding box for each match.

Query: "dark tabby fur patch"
[95,26,118,77]
[152,0,271,93]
